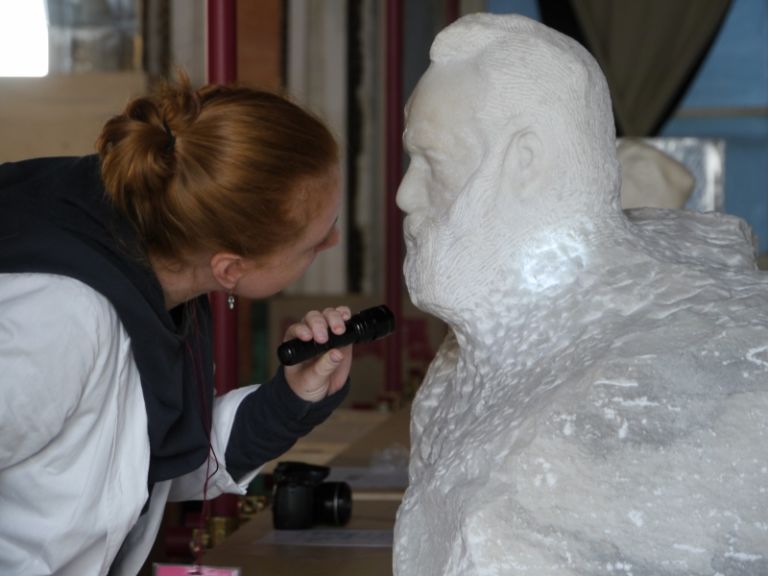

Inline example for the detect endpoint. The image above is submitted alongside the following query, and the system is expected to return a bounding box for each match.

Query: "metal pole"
[207,0,237,85]
[445,0,460,23]
[385,0,404,393]
[206,0,240,524]
[207,0,238,397]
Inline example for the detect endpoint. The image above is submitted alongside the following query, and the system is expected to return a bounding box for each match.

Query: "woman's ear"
[210,252,245,290]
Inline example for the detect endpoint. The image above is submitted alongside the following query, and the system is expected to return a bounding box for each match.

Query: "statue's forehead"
[405,63,485,137]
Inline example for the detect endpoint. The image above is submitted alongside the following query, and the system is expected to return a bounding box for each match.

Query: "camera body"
[272,461,352,530]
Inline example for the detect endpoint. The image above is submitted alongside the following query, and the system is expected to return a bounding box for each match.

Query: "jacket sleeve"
[224,367,350,481]
[167,368,349,502]
[0,274,99,470]
[0,274,149,576]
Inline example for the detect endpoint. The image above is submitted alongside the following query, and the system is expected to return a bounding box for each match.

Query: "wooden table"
[200,406,411,576]
[201,499,400,575]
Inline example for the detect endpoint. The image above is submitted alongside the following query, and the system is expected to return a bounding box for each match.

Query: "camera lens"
[314,481,352,526]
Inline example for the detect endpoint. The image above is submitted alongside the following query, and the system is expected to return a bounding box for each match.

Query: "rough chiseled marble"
[394,13,768,576]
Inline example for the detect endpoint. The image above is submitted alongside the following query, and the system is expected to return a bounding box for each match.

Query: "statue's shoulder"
[628,208,759,271]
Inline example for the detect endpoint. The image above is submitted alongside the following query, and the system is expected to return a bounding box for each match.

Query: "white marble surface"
[394,13,768,576]
[618,139,695,209]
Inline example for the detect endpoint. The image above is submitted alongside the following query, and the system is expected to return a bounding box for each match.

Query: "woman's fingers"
[283,306,353,345]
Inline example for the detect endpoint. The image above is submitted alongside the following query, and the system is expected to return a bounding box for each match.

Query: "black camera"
[271,461,352,530]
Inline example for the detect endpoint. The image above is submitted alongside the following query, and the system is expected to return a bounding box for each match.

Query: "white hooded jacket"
[0,273,262,575]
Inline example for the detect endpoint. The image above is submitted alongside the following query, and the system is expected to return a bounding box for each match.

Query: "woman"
[0,76,353,574]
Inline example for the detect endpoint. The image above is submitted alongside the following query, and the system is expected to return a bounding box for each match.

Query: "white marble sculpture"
[394,13,768,576]
[617,139,695,210]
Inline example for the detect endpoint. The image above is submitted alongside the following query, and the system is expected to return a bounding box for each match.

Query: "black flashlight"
[277,305,395,366]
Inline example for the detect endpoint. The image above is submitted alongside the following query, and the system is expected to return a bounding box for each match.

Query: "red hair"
[96,74,339,264]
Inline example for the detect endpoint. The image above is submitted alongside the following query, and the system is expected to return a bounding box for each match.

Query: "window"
[0,0,49,77]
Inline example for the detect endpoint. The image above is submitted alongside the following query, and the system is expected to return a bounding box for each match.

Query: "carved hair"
[96,73,338,263]
[430,14,620,208]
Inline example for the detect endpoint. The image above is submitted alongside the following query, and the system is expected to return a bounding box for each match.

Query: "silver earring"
[227,291,235,310]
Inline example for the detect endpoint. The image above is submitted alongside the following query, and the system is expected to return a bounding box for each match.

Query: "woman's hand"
[283,306,353,402]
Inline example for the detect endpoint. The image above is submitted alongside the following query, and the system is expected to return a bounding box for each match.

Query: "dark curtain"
[539,0,731,136]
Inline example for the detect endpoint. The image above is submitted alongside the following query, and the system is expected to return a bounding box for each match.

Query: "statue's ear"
[500,129,543,197]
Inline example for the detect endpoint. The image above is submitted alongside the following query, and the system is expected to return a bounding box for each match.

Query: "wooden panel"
[234,0,283,385]
[236,0,283,90]
[0,72,146,161]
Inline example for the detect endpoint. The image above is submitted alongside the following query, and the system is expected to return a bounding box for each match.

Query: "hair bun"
[97,71,338,266]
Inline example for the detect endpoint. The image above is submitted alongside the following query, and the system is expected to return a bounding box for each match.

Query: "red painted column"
[445,0,460,23]
[207,0,238,398]
[207,0,237,85]
[206,0,240,522]
[385,0,404,393]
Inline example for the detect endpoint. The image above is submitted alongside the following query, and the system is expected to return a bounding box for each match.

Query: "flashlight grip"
[277,305,395,366]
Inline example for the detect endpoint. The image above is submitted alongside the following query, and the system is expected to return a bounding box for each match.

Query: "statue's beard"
[402,204,588,328]
[402,223,437,312]
[402,214,486,325]
[400,154,531,323]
